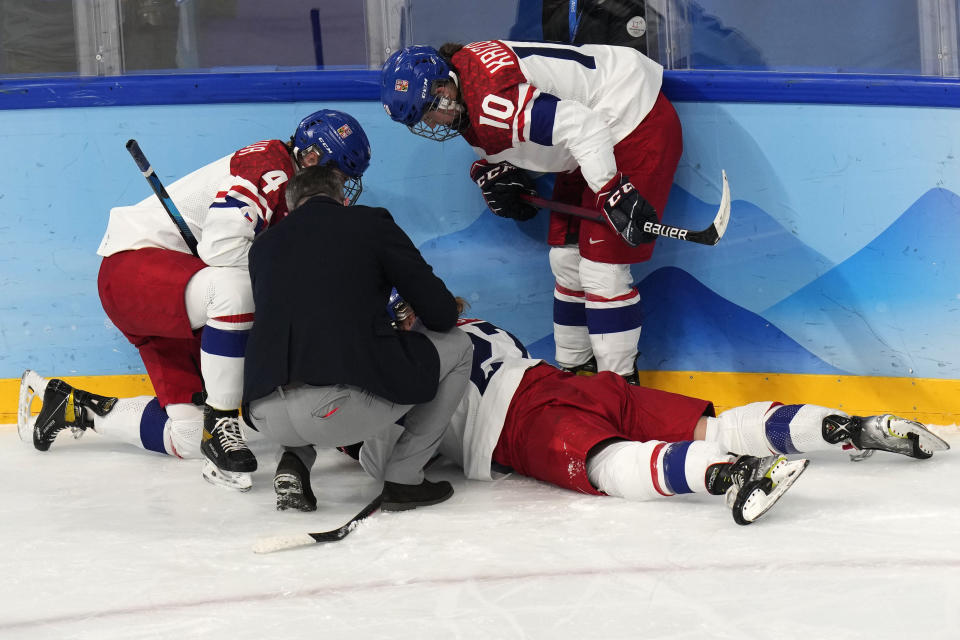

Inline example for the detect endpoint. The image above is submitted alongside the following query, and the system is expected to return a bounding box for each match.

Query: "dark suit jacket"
[242,195,458,406]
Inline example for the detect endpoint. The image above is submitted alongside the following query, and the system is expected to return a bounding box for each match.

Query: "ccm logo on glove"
[469,160,539,221]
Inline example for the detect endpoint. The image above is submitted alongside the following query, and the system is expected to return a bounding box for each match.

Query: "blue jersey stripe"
[211,195,265,233]
[209,195,250,209]
[512,45,597,69]
[529,93,558,146]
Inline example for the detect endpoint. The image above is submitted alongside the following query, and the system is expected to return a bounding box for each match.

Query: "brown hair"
[285,165,346,210]
[438,42,465,64]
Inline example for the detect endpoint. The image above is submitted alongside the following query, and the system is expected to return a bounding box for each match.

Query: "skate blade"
[202,460,252,492]
[888,417,950,457]
[17,370,47,443]
[732,458,810,525]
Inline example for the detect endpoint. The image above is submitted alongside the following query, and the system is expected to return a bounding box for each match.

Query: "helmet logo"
[394,79,409,92]
[336,124,353,139]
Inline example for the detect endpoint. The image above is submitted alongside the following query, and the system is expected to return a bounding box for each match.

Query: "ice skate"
[274,451,317,512]
[201,460,253,492]
[27,374,118,452]
[823,414,949,461]
[561,356,597,376]
[200,405,257,491]
[17,369,48,442]
[707,454,809,525]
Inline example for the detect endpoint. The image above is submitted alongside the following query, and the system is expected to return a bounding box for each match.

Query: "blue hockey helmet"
[292,109,371,204]
[380,46,463,141]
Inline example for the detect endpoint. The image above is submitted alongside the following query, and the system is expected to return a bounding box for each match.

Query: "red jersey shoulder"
[229,139,295,226]
[230,139,294,181]
[455,42,528,156]
[453,41,525,93]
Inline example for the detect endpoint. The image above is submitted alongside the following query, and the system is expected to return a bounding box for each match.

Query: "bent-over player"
[18,109,371,491]
[381,40,683,383]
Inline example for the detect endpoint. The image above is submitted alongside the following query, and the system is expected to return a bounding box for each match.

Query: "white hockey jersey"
[452,40,663,192]
[97,139,295,268]
[436,318,542,480]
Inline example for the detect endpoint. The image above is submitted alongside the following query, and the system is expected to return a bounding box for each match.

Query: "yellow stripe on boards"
[632,371,960,425]
[2,371,958,426]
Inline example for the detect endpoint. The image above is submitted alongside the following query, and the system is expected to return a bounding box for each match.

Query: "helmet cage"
[292,109,371,205]
[293,142,363,205]
[407,92,464,142]
[343,176,363,206]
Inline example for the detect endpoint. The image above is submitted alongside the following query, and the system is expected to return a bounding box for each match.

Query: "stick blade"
[711,170,731,244]
[252,533,317,554]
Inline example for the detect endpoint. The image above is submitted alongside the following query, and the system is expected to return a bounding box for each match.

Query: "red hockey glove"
[594,173,659,247]
[469,160,539,221]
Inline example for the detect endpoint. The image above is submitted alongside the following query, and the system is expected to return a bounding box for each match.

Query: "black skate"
[274,451,317,512]
[26,372,117,452]
[622,356,641,385]
[706,454,809,525]
[201,405,257,492]
[823,414,949,461]
[560,357,597,376]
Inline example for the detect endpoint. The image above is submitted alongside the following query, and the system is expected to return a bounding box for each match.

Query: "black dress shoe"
[381,479,454,512]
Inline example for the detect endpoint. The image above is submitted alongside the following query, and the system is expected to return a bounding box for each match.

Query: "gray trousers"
[247,324,473,485]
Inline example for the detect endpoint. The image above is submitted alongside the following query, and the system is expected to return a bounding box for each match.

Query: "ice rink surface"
[2,422,958,640]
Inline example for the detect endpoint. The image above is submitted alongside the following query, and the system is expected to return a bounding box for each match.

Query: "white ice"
[2,423,958,640]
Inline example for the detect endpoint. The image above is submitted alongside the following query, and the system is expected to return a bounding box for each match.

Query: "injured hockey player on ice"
[326,291,949,526]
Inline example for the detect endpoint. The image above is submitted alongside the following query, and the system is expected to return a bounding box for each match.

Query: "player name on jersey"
[463,41,517,74]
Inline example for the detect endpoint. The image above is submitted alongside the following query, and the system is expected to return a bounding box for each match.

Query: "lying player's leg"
[704,402,949,461]
[19,369,202,458]
[495,368,806,523]
[494,391,804,524]
[586,438,808,525]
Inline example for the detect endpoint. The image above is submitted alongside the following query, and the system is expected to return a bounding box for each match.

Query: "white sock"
[91,396,158,450]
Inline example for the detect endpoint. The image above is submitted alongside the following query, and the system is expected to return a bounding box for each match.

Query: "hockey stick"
[252,495,383,554]
[125,139,200,257]
[520,170,731,246]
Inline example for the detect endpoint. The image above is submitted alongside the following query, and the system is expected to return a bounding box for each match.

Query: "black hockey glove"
[469,160,539,221]
[595,173,659,247]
